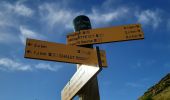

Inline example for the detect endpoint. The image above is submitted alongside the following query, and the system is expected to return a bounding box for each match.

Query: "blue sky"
[0,0,170,100]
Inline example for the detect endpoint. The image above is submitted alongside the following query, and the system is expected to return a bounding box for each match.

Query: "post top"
[73,15,92,31]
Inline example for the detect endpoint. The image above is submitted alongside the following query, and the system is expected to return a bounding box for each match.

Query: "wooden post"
[73,15,100,100]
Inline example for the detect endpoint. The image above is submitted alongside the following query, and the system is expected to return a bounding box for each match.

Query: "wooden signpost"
[61,65,101,100]
[72,15,101,100]
[24,38,107,67]
[62,46,102,100]
[67,24,144,46]
[24,15,144,100]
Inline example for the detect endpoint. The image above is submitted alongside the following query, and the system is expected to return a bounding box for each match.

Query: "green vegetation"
[152,87,170,100]
[139,94,153,100]
[139,73,170,100]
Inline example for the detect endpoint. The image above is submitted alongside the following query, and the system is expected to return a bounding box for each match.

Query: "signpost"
[61,65,101,100]
[62,46,102,100]
[24,38,107,67]
[72,15,101,100]
[24,15,144,100]
[67,24,144,46]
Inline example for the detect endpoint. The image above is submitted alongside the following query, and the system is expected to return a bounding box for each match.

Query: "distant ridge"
[139,73,170,100]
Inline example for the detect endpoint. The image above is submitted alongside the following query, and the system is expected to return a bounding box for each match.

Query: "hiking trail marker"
[67,24,144,46]
[24,38,107,67]
[24,15,144,100]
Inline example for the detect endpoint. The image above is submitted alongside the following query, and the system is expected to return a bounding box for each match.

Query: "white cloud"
[102,0,117,7]
[0,12,13,27]
[0,4,16,27]
[0,1,164,46]
[0,1,34,44]
[19,26,45,44]
[88,7,129,26]
[35,63,62,71]
[135,9,162,29]
[14,2,34,17]
[38,3,129,30]
[1,1,33,17]
[39,3,78,30]
[0,58,32,71]
[0,32,18,44]
[0,1,33,27]
[0,57,63,72]
[40,3,166,31]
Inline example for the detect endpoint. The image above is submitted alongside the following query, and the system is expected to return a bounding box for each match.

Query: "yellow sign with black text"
[67,24,144,46]
[24,39,107,67]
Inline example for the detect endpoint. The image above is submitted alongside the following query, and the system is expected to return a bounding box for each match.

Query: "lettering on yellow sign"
[25,38,107,67]
[67,24,144,46]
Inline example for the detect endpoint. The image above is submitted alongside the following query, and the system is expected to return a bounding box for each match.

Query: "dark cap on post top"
[73,15,92,31]
[73,15,93,48]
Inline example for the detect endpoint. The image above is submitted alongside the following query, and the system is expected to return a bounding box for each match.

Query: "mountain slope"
[139,73,170,100]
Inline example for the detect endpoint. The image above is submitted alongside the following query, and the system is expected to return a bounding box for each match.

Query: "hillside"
[139,73,170,100]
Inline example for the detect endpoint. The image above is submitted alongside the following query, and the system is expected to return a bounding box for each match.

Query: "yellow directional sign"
[61,65,101,100]
[67,24,144,46]
[24,38,107,67]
